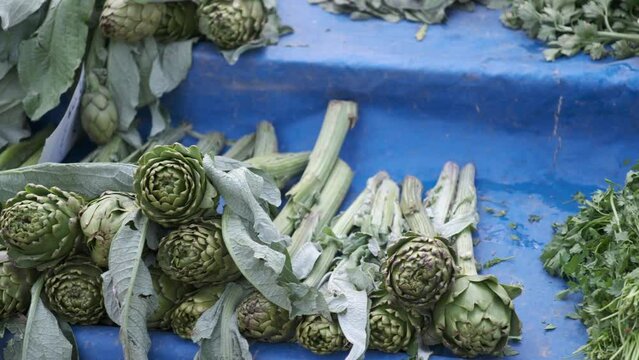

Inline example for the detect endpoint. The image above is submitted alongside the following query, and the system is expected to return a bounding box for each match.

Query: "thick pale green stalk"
[20,148,43,167]
[401,176,436,238]
[81,135,132,163]
[289,160,353,256]
[362,178,400,239]
[274,100,357,235]
[451,164,478,276]
[196,131,226,156]
[253,121,278,157]
[246,152,310,188]
[425,162,460,227]
[123,123,191,163]
[223,133,255,161]
[0,126,53,170]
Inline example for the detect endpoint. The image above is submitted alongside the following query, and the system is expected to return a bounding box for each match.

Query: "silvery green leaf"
[0,162,136,203]
[17,0,94,120]
[0,69,28,149]
[102,211,158,360]
[193,282,253,360]
[150,39,194,97]
[0,0,46,31]
[221,0,293,65]
[148,101,169,137]
[135,38,158,107]
[108,41,140,131]
[1,316,26,359]
[19,277,73,360]
[0,9,44,78]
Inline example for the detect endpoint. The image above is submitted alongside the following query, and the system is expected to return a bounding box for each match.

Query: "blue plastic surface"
[8,0,639,359]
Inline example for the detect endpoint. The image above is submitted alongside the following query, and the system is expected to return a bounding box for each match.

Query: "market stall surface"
[35,0,639,359]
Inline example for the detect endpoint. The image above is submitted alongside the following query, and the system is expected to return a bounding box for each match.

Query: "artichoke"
[157,220,240,286]
[0,252,37,319]
[197,0,266,50]
[296,315,351,355]
[133,143,218,227]
[100,0,165,42]
[156,2,198,42]
[0,184,85,270]
[148,267,194,330]
[81,71,118,145]
[171,285,224,339]
[433,275,522,358]
[43,256,106,325]
[237,291,297,343]
[369,294,419,353]
[383,232,455,312]
[79,192,137,268]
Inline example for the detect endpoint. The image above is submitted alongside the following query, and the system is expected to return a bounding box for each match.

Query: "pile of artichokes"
[0,101,521,359]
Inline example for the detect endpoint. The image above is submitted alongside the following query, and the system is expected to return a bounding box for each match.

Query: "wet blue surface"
[9,0,639,358]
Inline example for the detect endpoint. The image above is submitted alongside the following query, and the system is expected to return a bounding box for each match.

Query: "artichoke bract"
[197,0,266,50]
[237,291,297,343]
[171,285,224,339]
[296,315,351,355]
[79,191,137,268]
[156,2,198,42]
[81,71,118,145]
[383,232,455,312]
[44,256,106,325]
[0,184,85,270]
[148,267,194,330]
[134,144,218,228]
[157,220,240,286]
[100,0,165,42]
[433,275,522,358]
[369,294,419,353]
[0,252,37,319]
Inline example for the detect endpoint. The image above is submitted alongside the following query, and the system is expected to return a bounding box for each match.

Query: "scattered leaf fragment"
[415,24,428,41]
[528,214,541,223]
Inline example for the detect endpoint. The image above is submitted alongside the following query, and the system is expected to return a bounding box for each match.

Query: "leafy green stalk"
[0,126,53,170]
[245,152,310,188]
[450,164,478,276]
[223,133,255,161]
[425,161,459,229]
[289,160,353,256]
[273,100,357,235]
[80,135,133,163]
[253,121,278,157]
[19,148,42,167]
[401,176,436,238]
[195,131,226,157]
[122,123,191,163]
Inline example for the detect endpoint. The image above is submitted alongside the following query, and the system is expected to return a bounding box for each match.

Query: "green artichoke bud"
[296,315,351,355]
[237,291,297,342]
[158,220,240,286]
[197,0,266,50]
[148,267,194,330]
[81,71,118,145]
[433,275,522,358]
[156,2,198,42]
[171,285,224,339]
[133,143,218,227]
[383,232,455,312]
[79,192,137,268]
[369,293,420,353]
[0,252,37,319]
[44,256,106,325]
[100,0,166,42]
[0,184,85,270]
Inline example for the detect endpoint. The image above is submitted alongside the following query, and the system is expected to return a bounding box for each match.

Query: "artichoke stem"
[362,178,400,238]
[425,162,460,227]
[273,100,357,235]
[253,121,278,157]
[302,187,367,287]
[20,147,43,167]
[0,126,53,171]
[289,160,353,256]
[195,131,226,157]
[451,164,478,276]
[223,133,256,161]
[401,176,436,238]
[246,152,311,188]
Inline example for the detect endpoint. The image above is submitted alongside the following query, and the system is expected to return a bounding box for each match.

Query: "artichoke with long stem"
[171,285,225,339]
[368,291,420,353]
[383,176,455,312]
[79,191,137,268]
[433,164,522,358]
[0,184,85,270]
[43,256,106,325]
[157,219,241,286]
[133,143,218,227]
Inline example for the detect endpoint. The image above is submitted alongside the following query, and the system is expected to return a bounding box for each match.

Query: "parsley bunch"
[541,168,639,359]
[502,0,639,60]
